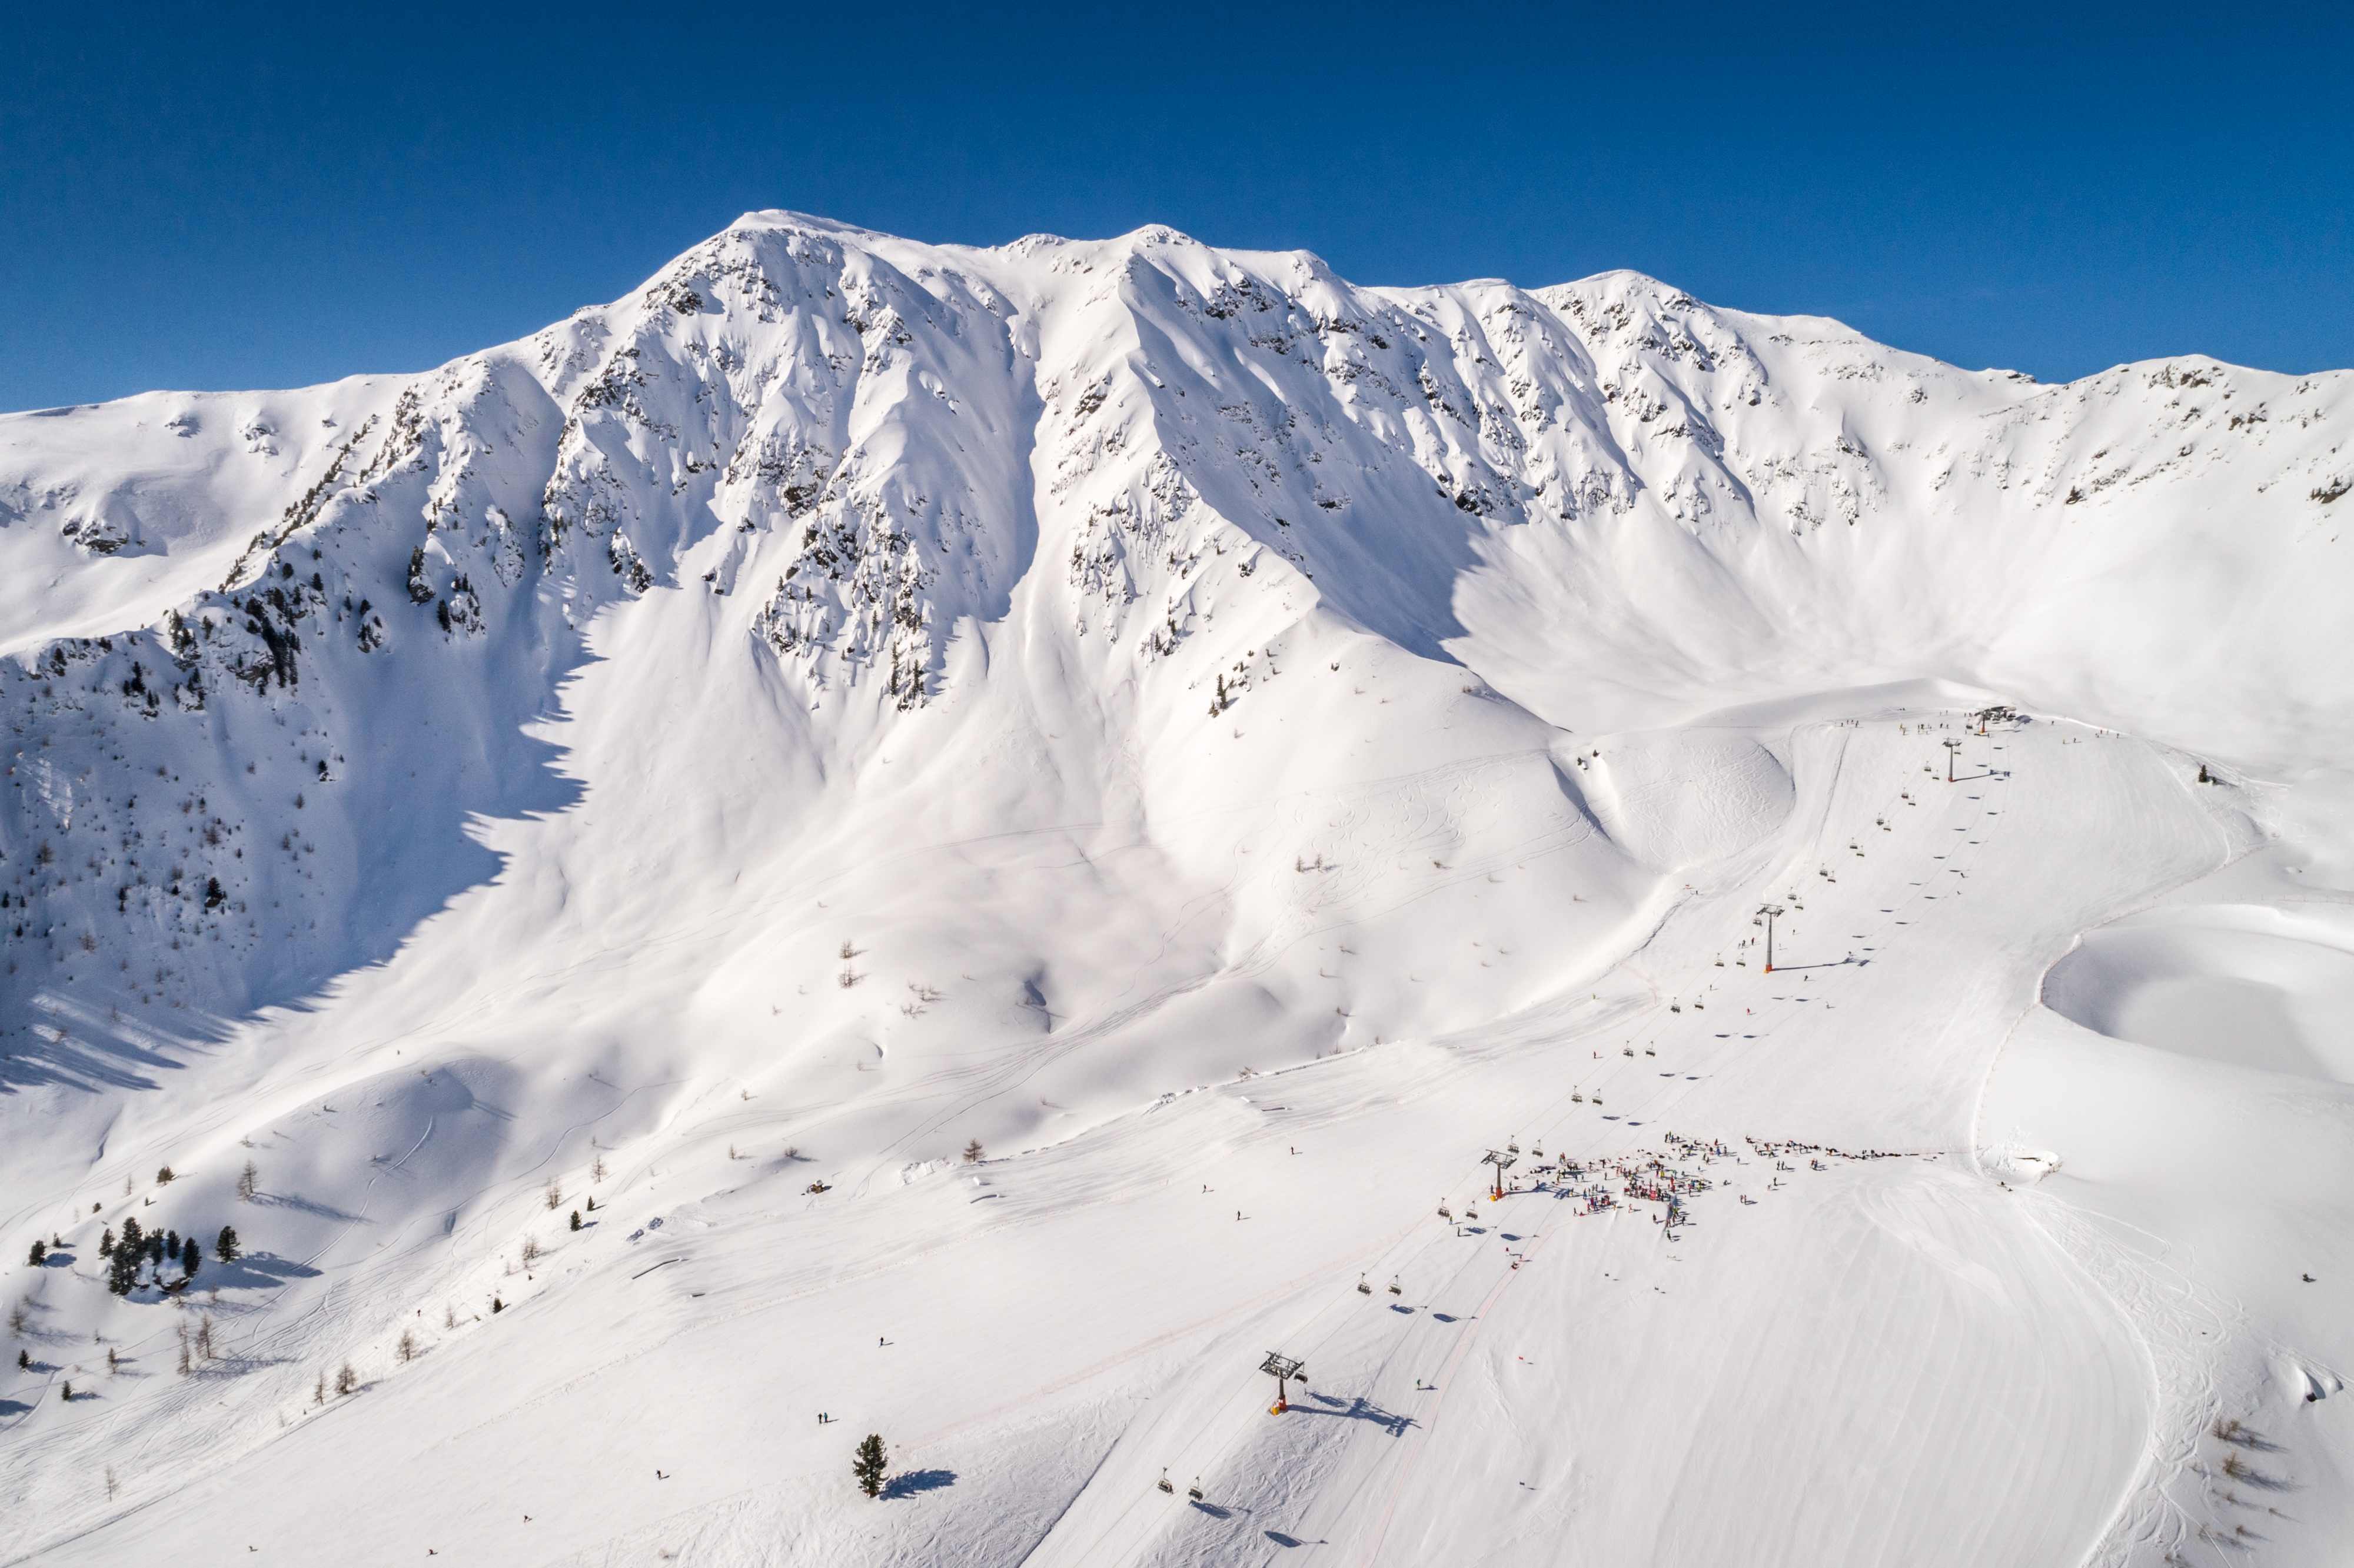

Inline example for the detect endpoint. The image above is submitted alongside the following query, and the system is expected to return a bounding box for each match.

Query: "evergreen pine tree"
[215,1224,240,1263]
[98,1226,114,1257]
[853,1433,888,1499]
[60,1381,72,1402]
[182,1235,201,1278]
[26,1240,44,1266]
[147,1232,166,1267]
[109,1219,146,1294]
[164,1230,180,1265]
[14,1349,25,1370]
[569,1210,581,1231]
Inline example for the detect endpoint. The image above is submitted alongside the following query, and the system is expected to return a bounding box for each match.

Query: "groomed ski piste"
[2,214,2351,1565]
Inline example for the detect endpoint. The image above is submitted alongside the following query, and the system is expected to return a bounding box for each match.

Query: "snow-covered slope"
[4,213,2350,1566]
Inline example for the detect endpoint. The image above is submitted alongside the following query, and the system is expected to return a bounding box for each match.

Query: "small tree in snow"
[543,1179,561,1211]
[236,1160,258,1202]
[397,1330,417,1364]
[963,1139,984,1164]
[26,1240,44,1267]
[215,1225,240,1263]
[853,1434,887,1499]
[334,1361,358,1397]
[520,1236,542,1267]
[569,1210,582,1232]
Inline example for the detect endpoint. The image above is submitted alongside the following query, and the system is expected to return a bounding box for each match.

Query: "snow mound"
[1578,728,1793,870]
[2044,904,2354,1082]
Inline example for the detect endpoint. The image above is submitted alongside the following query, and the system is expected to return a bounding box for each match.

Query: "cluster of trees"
[99,1219,238,1296]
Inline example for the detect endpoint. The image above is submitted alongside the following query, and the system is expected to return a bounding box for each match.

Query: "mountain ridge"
[2,212,2347,1067]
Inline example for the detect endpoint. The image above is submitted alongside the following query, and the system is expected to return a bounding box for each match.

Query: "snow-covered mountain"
[4,214,2352,1566]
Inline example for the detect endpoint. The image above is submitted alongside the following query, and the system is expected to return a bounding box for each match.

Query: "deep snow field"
[3,214,2352,1565]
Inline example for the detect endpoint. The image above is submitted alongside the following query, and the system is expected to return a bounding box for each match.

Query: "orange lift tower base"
[1261,1351,1305,1414]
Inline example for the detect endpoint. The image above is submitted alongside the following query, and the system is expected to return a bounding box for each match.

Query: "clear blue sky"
[4,2,2347,412]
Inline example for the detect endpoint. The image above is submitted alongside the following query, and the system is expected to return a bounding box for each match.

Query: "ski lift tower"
[1481,1148,1518,1201]
[1261,1351,1306,1413]
[1943,737,1963,782]
[1756,903,1785,973]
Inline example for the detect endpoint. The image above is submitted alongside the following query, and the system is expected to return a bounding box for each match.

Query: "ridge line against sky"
[2,0,2349,414]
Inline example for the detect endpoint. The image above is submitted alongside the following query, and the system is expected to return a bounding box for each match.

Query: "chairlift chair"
[1356,1274,1372,1295]
[1388,1276,1402,1295]
[1157,1468,1174,1495]
[1188,1478,1205,1502]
